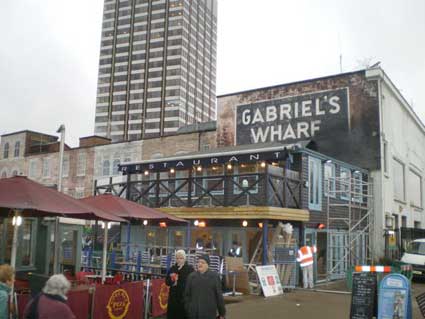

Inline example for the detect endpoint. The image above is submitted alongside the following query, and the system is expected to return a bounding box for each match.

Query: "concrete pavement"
[224,280,425,318]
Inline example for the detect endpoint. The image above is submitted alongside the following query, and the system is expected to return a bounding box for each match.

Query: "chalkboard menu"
[350,272,377,319]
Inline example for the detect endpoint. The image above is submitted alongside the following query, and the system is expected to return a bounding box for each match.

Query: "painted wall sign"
[350,272,377,319]
[236,88,349,145]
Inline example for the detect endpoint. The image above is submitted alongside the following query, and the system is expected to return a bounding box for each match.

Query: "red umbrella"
[0,176,125,222]
[81,194,187,283]
[80,194,187,223]
[0,176,125,280]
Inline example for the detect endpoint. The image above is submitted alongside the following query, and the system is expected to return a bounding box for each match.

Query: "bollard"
[144,279,150,319]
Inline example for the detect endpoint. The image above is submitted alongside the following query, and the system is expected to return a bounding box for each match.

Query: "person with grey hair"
[166,249,194,319]
[24,274,76,319]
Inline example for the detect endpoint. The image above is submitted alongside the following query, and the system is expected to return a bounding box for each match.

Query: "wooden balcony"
[95,169,301,209]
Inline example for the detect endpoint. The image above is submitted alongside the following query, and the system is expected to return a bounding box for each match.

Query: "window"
[62,155,70,177]
[393,159,405,202]
[324,162,336,197]
[42,158,50,177]
[14,141,20,157]
[353,171,363,203]
[112,159,121,175]
[408,169,422,208]
[203,166,224,195]
[401,216,407,228]
[392,214,399,229]
[21,219,35,266]
[3,142,9,159]
[174,169,196,197]
[1,171,7,178]
[340,167,351,200]
[29,160,38,178]
[233,164,259,194]
[12,170,18,176]
[77,153,86,176]
[308,157,322,210]
[103,160,111,176]
[414,221,421,229]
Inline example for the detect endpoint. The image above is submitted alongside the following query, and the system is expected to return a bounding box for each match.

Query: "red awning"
[0,176,124,221]
[80,194,187,223]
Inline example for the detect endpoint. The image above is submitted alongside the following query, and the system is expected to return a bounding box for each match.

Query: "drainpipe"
[377,73,385,263]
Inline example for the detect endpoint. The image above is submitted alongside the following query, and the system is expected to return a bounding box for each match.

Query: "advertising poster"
[151,278,170,317]
[378,274,411,319]
[93,281,144,319]
[256,265,283,297]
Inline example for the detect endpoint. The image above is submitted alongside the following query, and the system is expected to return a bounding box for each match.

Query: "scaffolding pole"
[326,175,374,280]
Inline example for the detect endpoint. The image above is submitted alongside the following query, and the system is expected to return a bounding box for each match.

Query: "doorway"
[316,231,327,280]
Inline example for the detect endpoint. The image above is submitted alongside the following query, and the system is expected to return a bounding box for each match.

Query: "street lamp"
[53,124,65,274]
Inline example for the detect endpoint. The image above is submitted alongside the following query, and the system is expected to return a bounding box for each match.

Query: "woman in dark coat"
[166,249,194,319]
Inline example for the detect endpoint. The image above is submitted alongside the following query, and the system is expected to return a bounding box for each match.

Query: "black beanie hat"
[198,254,210,265]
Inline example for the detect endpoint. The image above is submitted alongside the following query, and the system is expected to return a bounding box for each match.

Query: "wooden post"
[188,169,193,207]
[262,220,269,265]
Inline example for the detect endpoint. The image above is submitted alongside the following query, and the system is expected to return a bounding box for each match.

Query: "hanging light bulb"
[242,220,248,227]
[12,216,22,226]
[143,220,148,226]
[194,220,199,226]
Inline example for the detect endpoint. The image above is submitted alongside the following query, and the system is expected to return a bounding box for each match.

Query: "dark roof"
[122,140,313,166]
[1,130,58,139]
[176,121,216,134]
[79,135,111,141]
[217,69,365,98]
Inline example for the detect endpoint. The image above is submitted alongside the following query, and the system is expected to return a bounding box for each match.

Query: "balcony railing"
[95,171,301,209]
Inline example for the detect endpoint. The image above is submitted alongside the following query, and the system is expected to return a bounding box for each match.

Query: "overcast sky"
[1,0,424,147]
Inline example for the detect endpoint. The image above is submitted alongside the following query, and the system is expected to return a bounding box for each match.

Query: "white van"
[400,238,425,276]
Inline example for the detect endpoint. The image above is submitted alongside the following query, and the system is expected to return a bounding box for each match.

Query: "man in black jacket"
[185,255,226,319]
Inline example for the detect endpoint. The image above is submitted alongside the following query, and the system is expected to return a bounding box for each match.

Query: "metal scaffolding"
[325,175,374,280]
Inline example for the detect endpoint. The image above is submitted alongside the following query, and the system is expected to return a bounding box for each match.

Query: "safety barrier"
[15,274,168,319]
[347,263,413,290]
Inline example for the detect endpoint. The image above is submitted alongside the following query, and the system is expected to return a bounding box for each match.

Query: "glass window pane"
[21,220,33,266]
[393,159,405,201]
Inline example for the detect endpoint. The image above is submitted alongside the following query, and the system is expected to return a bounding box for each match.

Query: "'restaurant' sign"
[120,148,289,173]
[236,88,349,145]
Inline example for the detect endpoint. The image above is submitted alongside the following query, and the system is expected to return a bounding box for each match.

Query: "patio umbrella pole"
[10,209,22,304]
[10,210,19,270]
[53,217,60,274]
[101,222,109,284]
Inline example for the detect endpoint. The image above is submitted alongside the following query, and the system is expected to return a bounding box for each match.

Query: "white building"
[94,139,144,190]
[367,68,425,254]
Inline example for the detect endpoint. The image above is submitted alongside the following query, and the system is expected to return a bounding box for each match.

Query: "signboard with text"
[350,272,377,319]
[236,88,349,145]
[256,265,283,297]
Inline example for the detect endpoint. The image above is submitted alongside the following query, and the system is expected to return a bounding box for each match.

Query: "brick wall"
[142,131,217,160]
